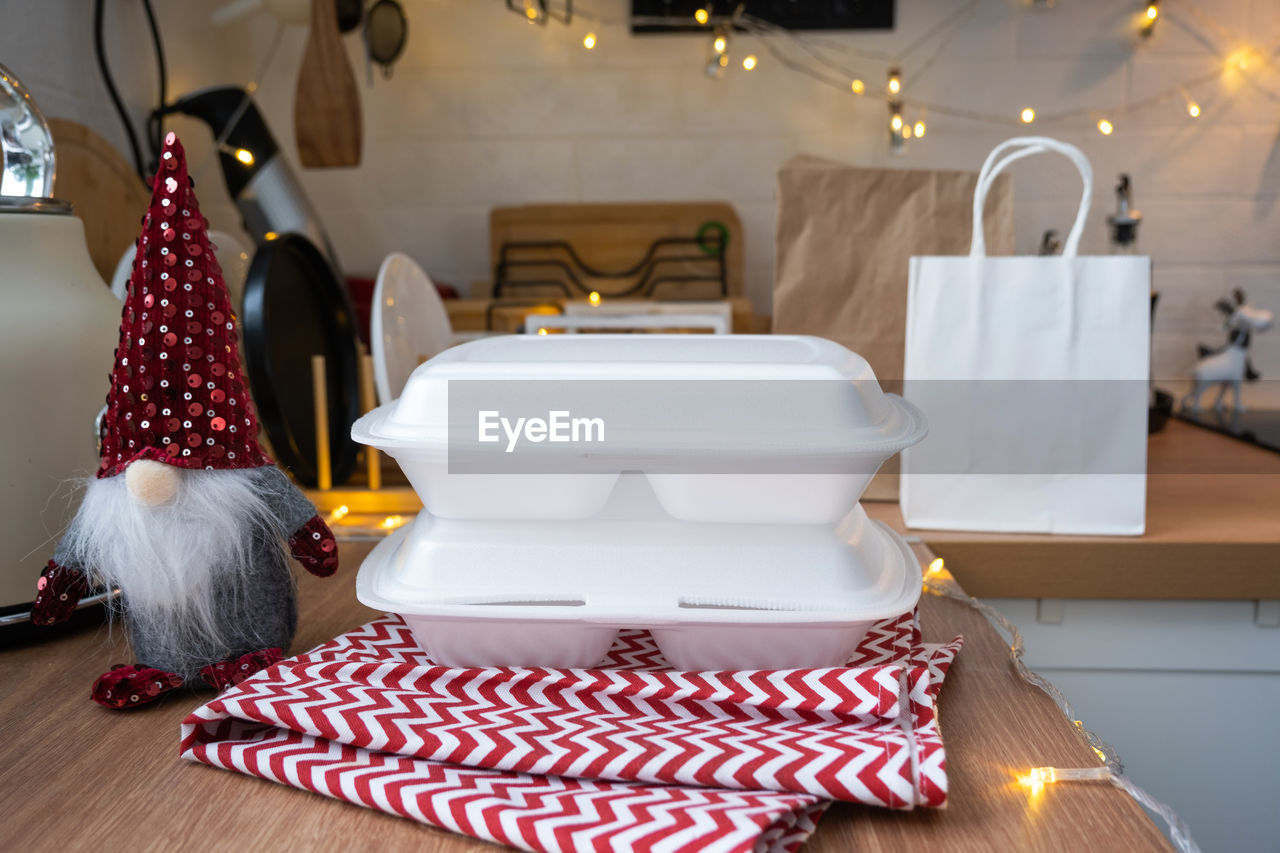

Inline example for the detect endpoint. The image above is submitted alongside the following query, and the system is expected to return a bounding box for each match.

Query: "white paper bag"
[900,137,1150,535]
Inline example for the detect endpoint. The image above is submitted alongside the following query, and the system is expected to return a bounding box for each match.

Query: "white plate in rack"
[371,252,454,404]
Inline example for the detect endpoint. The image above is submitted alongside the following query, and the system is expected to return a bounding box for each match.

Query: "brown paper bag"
[772,157,1015,499]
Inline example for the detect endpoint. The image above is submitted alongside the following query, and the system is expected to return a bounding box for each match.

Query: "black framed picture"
[631,0,894,33]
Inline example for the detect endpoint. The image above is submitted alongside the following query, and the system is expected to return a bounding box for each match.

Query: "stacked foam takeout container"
[352,335,928,671]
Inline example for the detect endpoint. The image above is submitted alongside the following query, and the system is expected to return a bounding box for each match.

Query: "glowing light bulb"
[890,113,903,131]
[525,5,538,21]
[264,231,278,241]
[850,79,865,95]
[742,54,757,71]
[713,35,727,54]
[1187,102,1200,117]
[328,504,350,522]
[927,558,945,576]
[583,32,596,49]
[588,291,601,306]
[1145,3,1158,22]
[234,148,254,166]
[379,515,405,530]
[902,124,913,139]
[694,7,709,24]
[1020,107,1036,123]
[718,53,729,67]
[913,120,926,138]
[887,70,901,95]
[537,328,549,335]
[1097,118,1113,135]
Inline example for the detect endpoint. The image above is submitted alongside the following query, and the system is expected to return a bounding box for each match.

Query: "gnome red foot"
[92,664,185,710]
[33,133,339,708]
[199,647,284,690]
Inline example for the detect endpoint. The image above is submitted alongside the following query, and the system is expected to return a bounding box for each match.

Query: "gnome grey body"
[55,462,320,682]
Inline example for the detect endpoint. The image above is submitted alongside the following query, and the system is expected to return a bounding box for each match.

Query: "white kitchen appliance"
[0,65,125,621]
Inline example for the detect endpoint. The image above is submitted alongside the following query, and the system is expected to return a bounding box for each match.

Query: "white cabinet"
[985,599,1280,853]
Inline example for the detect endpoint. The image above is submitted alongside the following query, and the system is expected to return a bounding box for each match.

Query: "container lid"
[352,335,927,470]
[357,503,922,627]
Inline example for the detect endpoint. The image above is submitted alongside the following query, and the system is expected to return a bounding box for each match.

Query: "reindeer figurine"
[1182,289,1274,414]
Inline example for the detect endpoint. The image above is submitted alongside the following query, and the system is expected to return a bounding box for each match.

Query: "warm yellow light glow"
[1226,48,1254,71]
[890,113,903,131]
[1020,107,1036,123]
[742,54,758,71]
[718,53,729,67]
[902,125,913,139]
[380,515,405,529]
[850,79,865,94]
[1029,767,1056,785]
[927,557,945,576]
[583,32,596,49]
[328,504,350,522]
[538,328,549,335]
[1187,102,1200,117]
[713,35,727,54]
[1097,118,1113,135]
[888,76,901,95]
[1145,4,1158,22]
[264,231,279,240]
[525,5,538,20]
[234,148,254,166]
[913,120,926,138]
[588,291,602,306]
[694,7,709,24]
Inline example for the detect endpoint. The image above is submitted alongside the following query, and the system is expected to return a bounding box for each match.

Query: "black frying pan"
[242,234,359,488]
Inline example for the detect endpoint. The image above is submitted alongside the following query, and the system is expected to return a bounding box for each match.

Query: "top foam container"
[352,335,926,523]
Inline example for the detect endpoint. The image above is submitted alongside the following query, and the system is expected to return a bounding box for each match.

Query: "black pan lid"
[242,234,359,487]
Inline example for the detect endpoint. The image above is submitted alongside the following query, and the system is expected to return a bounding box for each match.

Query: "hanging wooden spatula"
[294,0,362,167]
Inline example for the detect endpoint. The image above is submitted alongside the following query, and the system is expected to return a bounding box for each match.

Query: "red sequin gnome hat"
[97,132,273,478]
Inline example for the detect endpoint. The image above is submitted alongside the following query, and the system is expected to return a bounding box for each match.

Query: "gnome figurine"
[31,133,339,710]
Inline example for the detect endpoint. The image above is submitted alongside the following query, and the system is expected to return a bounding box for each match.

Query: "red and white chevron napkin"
[182,612,961,853]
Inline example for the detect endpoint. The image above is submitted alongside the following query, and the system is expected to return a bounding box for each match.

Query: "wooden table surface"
[865,419,1280,600]
[1,542,1170,852]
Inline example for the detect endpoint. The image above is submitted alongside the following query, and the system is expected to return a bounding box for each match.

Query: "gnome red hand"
[289,514,338,577]
[32,560,89,625]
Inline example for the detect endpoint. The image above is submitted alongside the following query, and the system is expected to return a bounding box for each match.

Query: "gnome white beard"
[61,466,288,662]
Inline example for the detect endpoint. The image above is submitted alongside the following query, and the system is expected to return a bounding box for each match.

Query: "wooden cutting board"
[46,118,151,283]
[294,0,363,168]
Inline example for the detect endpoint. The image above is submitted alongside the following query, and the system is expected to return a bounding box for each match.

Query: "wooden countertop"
[1,541,1170,852]
[864,419,1280,600]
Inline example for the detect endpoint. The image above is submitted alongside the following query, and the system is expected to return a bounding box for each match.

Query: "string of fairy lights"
[510,0,1280,153]
[918,555,1200,853]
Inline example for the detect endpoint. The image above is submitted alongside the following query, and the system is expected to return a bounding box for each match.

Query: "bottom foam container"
[356,479,922,671]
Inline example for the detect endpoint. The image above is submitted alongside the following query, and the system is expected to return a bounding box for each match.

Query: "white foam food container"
[351,335,926,524]
[356,483,922,671]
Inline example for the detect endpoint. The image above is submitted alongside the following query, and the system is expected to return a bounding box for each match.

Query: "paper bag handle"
[970,136,1093,259]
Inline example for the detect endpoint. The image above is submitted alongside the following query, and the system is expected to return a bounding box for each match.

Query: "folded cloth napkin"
[182,611,961,853]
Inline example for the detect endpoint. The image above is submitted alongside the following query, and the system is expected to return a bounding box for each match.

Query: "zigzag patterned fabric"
[182,612,961,853]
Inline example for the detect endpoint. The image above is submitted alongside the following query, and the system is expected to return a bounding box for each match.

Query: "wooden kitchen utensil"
[46,119,151,283]
[294,0,362,168]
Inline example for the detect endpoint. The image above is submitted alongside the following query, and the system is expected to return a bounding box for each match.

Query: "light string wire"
[558,0,1278,132]
[916,556,1201,853]
[191,19,286,187]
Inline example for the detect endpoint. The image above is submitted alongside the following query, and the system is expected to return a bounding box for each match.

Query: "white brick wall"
[6,0,1278,399]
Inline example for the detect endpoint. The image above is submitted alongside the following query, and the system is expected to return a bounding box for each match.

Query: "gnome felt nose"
[125,459,181,506]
